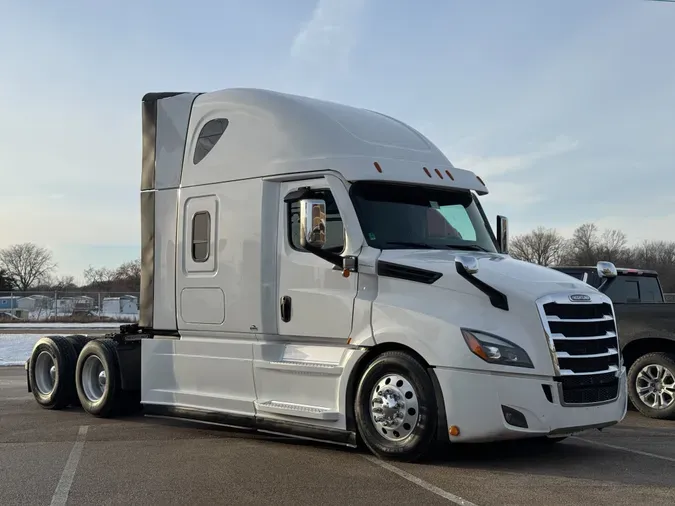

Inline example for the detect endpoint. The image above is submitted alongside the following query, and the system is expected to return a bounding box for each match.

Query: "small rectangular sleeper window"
[192,211,211,262]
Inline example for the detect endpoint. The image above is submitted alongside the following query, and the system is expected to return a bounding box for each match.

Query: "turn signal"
[449,426,460,437]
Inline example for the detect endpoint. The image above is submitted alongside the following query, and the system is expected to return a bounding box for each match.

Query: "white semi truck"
[26,88,627,461]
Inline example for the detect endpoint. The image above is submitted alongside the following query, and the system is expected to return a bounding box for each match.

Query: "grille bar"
[556,348,618,359]
[537,293,621,406]
[550,331,617,341]
[547,315,613,323]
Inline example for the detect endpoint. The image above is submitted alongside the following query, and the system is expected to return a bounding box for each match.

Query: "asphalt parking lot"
[2,366,674,506]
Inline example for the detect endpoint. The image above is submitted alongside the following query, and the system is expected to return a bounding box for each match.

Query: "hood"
[377,249,595,301]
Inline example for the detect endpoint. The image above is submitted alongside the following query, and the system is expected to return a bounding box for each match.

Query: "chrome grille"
[537,293,621,406]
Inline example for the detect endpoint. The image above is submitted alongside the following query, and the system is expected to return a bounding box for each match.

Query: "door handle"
[280,296,292,322]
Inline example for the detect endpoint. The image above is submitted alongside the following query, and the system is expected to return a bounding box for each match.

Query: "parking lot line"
[50,425,89,506]
[362,455,479,505]
[573,436,675,463]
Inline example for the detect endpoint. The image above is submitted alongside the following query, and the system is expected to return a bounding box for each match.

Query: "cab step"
[254,359,343,376]
[255,400,339,421]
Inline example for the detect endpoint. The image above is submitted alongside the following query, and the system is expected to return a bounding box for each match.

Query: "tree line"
[0,243,140,293]
[2,226,674,294]
[510,223,675,292]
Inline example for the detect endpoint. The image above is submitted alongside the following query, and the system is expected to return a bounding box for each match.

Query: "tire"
[66,335,94,406]
[354,351,438,462]
[627,352,675,420]
[67,335,93,356]
[75,339,122,417]
[28,336,77,410]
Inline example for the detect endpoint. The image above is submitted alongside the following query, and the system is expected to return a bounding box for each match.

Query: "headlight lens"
[461,329,534,368]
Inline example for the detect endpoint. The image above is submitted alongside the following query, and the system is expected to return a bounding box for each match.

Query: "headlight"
[461,329,534,369]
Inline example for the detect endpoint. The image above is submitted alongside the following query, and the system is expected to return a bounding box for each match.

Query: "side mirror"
[597,261,617,279]
[456,255,479,274]
[299,199,326,249]
[496,215,509,254]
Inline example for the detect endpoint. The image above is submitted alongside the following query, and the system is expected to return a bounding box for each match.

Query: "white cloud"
[481,181,543,207]
[451,135,579,178]
[290,0,367,75]
[557,213,675,246]
[0,196,139,250]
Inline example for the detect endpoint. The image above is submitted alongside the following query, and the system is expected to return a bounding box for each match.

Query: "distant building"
[102,295,139,314]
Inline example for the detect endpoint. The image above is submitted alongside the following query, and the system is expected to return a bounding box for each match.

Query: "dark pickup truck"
[553,262,675,420]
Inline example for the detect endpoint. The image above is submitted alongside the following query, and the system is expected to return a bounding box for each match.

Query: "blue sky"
[1,0,674,281]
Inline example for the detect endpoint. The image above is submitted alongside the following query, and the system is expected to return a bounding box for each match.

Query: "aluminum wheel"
[370,374,419,442]
[34,351,57,395]
[636,364,675,410]
[81,355,107,403]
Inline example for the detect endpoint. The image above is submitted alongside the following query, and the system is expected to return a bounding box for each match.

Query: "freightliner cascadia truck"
[25,88,627,462]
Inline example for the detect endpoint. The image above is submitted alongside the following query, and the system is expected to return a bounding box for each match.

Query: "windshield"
[349,181,498,252]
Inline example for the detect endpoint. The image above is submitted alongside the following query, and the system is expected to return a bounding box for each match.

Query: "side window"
[193,118,229,164]
[638,277,663,303]
[288,189,345,252]
[191,211,211,262]
[605,278,640,303]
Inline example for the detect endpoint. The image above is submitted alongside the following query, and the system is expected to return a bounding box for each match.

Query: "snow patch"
[0,334,81,366]
[0,323,121,329]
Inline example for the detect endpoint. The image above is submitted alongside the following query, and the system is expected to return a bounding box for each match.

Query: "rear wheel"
[67,335,93,356]
[75,339,121,417]
[354,351,437,462]
[28,336,77,409]
[628,352,675,420]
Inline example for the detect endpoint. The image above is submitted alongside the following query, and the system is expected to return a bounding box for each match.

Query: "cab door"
[276,177,358,341]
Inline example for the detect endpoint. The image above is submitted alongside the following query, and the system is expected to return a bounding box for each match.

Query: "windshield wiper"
[449,244,490,252]
[384,241,490,252]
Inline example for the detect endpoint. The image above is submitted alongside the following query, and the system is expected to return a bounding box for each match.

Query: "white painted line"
[362,455,479,505]
[50,425,89,506]
[573,436,675,463]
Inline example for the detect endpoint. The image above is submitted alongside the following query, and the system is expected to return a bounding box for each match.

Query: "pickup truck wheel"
[627,352,675,420]
[75,339,121,417]
[28,336,77,410]
[354,351,437,462]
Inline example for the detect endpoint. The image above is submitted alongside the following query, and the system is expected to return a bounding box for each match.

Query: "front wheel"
[354,351,438,462]
[627,352,675,420]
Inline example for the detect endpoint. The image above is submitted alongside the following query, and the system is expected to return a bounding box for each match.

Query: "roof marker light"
[374,161,383,173]
[434,168,444,179]
[445,170,455,180]
[476,175,485,186]
[423,167,432,178]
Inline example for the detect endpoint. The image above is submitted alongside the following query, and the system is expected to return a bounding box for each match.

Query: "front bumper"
[435,366,627,442]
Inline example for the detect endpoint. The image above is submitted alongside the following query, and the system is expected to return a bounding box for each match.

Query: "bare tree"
[83,265,117,288]
[598,229,628,262]
[0,268,13,291]
[83,259,141,292]
[114,259,141,292]
[0,243,56,291]
[50,275,78,291]
[510,227,569,266]
[563,223,600,265]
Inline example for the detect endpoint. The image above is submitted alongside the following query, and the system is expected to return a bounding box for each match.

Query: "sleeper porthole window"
[193,118,229,165]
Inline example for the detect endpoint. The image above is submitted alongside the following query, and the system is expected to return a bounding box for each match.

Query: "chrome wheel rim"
[370,374,419,442]
[636,364,675,410]
[82,355,107,402]
[35,351,56,395]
